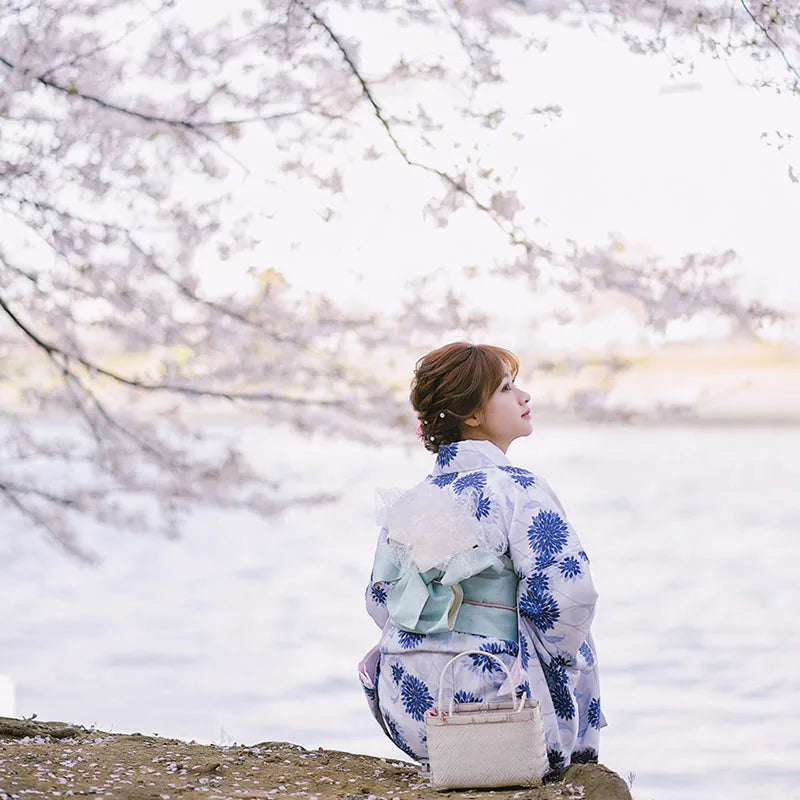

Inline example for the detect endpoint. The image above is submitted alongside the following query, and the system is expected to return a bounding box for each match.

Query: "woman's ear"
[462,411,482,429]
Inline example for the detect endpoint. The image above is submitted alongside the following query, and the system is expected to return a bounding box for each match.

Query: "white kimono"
[361,439,605,776]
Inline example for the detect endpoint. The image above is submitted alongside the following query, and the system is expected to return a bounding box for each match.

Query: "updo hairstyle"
[410,342,520,454]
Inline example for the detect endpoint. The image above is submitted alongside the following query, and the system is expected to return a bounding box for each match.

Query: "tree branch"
[0,481,91,561]
[56,357,171,464]
[0,292,341,406]
[0,480,76,507]
[0,55,308,129]
[37,0,174,81]
[739,0,800,82]
[126,235,280,334]
[1,191,143,233]
[296,0,550,258]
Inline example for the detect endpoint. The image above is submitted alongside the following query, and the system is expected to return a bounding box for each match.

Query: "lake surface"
[1,423,798,800]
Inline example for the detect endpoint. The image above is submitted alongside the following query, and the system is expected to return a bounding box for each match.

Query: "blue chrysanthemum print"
[468,642,510,674]
[515,681,531,699]
[474,493,491,520]
[468,652,504,675]
[431,472,457,488]
[535,553,556,571]
[362,684,376,700]
[554,652,576,668]
[519,634,530,670]
[384,713,417,759]
[453,471,487,495]
[547,749,566,773]
[397,630,425,650]
[436,443,458,469]
[559,555,582,579]
[453,690,482,704]
[543,658,575,720]
[527,509,569,557]
[519,588,560,631]
[401,673,434,721]
[578,550,589,562]
[503,640,519,658]
[391,663,405,685]
[370,584,387,605]
[498,465,537,488]
[571,748,598,765]
[588,697,601,729]
[579,641,595,667]
[527,571,550,595]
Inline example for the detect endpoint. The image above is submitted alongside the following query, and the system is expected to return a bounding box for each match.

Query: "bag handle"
[437,650,526,716]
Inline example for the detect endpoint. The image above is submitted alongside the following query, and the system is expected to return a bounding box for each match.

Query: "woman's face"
[463,370,532,452]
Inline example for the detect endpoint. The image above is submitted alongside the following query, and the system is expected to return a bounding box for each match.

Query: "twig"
[0,480,76,507]
[0,55,307,129]
[126,235,293,339]
[38,0,173,80]
[0,292,341,405]
[0,481,90,560]
[296,0,549,257]
[740,0,800,81]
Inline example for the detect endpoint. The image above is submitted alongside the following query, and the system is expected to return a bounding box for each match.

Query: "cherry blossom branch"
[0,480,76,507]
[126,235,292,339]
[57,359,171,463]
[0,292,342,406]
[739,0,800,82]
[0,192,148,234]
[0,55,308,129]
[0,481,90,560]
[296,0,548,258]
[37,0,174,81]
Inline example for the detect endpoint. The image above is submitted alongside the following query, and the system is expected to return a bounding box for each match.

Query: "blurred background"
[2,3,799,800]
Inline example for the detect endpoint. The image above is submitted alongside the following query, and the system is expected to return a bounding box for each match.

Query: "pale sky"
[224,18,800,351]
[9,4,798,352]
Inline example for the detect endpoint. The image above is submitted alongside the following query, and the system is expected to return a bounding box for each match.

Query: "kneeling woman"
[360,343,605,776]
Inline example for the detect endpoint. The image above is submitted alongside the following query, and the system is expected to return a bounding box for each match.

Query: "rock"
[561,763,633,800]
[0,717,83,740]
[0,717,631,799]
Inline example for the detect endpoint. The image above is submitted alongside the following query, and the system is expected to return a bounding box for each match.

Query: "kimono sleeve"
[507,477,598,662]
[365,527,393,629]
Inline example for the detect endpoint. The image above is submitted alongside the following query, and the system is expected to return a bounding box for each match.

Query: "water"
[1,423,798,800]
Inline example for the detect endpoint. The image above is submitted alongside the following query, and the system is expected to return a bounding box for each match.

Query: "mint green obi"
[371,540,519,642]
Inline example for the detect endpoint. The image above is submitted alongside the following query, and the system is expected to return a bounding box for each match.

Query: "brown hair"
[410,342,520,454]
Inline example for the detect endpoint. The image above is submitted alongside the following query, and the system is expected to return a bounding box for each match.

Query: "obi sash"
[371,540,519,642]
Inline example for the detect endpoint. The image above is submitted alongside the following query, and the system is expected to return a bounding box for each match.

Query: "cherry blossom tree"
[1,0,794,555]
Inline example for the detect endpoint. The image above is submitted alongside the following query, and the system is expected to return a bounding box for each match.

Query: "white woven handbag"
[424,650,548,790]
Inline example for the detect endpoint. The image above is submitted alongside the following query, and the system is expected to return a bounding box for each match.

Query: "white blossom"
[0,0,792,554]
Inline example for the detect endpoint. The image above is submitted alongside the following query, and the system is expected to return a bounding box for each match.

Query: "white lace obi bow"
[374,482,501,576]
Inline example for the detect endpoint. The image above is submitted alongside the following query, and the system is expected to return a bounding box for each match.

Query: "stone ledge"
[0,717,631,800]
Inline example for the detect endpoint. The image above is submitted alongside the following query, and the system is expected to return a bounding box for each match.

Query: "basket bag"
[424,650,548,790]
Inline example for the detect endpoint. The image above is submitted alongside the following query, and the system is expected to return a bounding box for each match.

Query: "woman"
[360,342,605,777]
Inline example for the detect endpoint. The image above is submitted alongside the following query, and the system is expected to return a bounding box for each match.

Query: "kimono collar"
[430,439,512,475]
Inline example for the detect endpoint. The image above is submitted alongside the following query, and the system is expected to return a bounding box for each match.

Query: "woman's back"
[362,438,604,775]
[358,343,605,780]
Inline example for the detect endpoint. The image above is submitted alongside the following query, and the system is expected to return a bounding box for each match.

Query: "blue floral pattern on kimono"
[361,439,605,770]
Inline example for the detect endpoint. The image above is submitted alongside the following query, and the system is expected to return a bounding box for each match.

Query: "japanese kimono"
[359,438,605,774]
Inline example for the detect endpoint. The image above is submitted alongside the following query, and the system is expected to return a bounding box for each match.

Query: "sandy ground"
[0,718,631,800]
